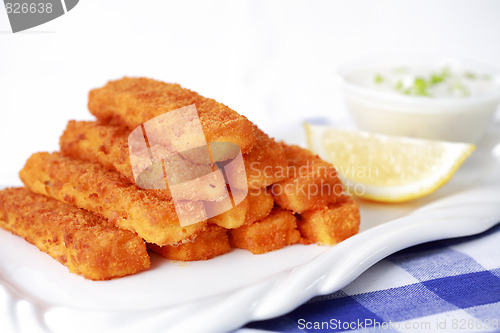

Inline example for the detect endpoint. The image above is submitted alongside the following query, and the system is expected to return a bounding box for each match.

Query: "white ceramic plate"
[1,124,499,333]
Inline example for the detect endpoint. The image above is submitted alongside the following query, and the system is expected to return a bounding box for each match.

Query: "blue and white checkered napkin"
[244,223,500,332]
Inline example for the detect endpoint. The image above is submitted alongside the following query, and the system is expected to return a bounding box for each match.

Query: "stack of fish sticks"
[0,77,360,280]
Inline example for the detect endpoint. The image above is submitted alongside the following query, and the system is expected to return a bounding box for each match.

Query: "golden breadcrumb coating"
[245,188,275,225]
[61,121,285,195]
[88,77,255,154]
[148,225,230,261]
[207,189,274,229]
[0,188,150,280]
[19,152,207,246]
[229,207,301,254]
[226,126,288,190]
[60,120,228,201]
[271,144,344,213]
[297,195,360,245]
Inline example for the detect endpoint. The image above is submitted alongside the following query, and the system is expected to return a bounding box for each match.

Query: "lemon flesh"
[305,123,475,202]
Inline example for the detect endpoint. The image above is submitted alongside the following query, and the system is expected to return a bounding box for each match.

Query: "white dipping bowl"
[337,55,500,143]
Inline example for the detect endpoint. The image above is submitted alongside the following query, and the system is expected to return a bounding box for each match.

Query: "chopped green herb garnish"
[394,80,403,91]
[430,67,450,85]
[374,74,384,84]
[375,65,485,98]
[413,77,429,96]
[430,73,444,84]
[391,67,462,97]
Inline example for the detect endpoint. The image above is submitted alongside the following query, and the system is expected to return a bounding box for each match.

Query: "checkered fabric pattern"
[243,223,500,332]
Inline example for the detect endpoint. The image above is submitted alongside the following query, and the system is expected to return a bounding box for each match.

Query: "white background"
[1,0,500,186]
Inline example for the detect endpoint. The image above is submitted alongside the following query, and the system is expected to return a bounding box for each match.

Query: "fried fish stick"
[229,207,301,254]
[88,77,256,154]
[60,120,228,202]
[225,126,288,190]
[297,195,360,245]
[19,152,207,246]
[206,189,274,229]
[61,121,284,195]
[271,144,344,213]
[148,225,230,261]
[0,188,150,280]
[245,188,275,225]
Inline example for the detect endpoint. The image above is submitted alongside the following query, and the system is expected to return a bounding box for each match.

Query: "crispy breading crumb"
[297,195,360,245]
[149,225,230,261]
[229,207,301,254]
[0,187,150,280]
[88,77,256,153]
[60,120,229,202]
[271,143,344,213]
[207,189,274,229]
[19,152,207,246]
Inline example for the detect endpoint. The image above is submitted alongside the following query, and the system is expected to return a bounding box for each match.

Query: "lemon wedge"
[304,123,475,202]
